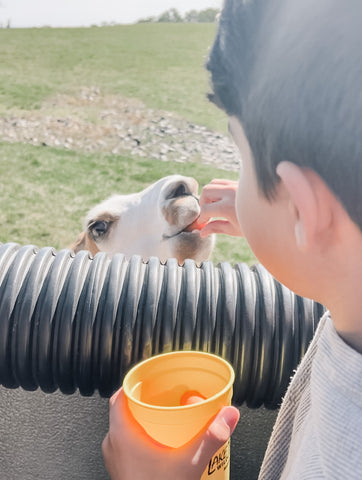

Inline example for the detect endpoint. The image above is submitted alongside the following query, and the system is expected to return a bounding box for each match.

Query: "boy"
[102,0,362,478]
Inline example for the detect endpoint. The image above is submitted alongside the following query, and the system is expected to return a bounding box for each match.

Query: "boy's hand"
[102,388,240,480]
[199,179,243,238]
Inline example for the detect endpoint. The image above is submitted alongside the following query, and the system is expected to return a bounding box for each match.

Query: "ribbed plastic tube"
[0,243,325,408]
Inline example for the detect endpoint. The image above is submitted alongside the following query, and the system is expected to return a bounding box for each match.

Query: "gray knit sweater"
[259,313,362,479]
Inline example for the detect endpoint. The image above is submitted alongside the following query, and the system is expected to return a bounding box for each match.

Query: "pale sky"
[0,0,222,28]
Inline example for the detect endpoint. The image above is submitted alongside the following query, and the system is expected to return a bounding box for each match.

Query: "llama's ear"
[70,231,100,256]
[71,232,87,253]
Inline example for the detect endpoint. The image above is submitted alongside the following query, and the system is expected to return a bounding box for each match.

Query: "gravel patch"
[0,86,240,172]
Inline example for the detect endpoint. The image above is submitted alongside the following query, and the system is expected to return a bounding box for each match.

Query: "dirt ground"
[0,86,240,171]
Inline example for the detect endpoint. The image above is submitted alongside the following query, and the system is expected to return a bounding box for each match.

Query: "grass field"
[0,23,225,131]
[0,23,256,266]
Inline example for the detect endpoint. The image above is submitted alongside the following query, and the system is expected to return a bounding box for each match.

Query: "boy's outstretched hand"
[199,179,243,238]
[102,388,240,480]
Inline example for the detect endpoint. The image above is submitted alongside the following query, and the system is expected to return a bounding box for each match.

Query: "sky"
[0,0,222,28]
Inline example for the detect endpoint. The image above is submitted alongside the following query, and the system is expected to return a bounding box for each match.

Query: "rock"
[0,87,240,172]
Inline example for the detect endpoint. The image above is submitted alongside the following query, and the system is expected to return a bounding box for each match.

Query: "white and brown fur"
[71,175,214,264]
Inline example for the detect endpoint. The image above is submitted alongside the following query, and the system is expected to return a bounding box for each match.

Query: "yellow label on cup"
[123,351,235,480]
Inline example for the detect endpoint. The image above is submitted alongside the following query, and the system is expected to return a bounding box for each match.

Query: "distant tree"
[138,16,157,23]
[157,8,183,23]
[137,7,219,24]
[184,10,199,23]
[195,8,219,22]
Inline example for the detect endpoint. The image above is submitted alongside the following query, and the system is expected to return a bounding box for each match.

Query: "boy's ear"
[276,161,332,251]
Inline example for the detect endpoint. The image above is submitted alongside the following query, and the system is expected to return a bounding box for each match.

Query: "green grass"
[0,24,257,265]
[0,24,226,131]
[0,141,255,265]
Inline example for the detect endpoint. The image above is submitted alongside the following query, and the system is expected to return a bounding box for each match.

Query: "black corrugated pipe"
[0,242,325,409]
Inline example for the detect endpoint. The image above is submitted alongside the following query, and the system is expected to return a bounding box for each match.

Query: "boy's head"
[207,0,362,231]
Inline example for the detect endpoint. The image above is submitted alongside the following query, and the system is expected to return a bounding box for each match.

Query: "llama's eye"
[168,183,190,199]
[88,220,110,240]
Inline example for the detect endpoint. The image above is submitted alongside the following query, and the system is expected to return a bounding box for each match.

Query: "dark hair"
[207,0,362,229]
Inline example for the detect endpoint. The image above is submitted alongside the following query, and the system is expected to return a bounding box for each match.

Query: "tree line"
[138,8,219,24]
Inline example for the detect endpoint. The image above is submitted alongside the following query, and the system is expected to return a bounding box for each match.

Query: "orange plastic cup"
[123,351,235,479]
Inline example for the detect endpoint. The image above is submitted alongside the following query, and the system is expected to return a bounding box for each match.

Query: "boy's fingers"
[200,221,230,237]
[208,179,235,185]
[109,386,122,407]
[199,192,222,209]
[206,406,240,444]
[200,220,241,238]
[199,182,232,206]
[200,180,238,203]
[186,406,240,469]
[101,434,113,476]
[198,199,234,223]
[198,204,217,223]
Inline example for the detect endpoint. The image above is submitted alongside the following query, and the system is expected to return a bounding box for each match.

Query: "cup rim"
[123,350,235,411]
